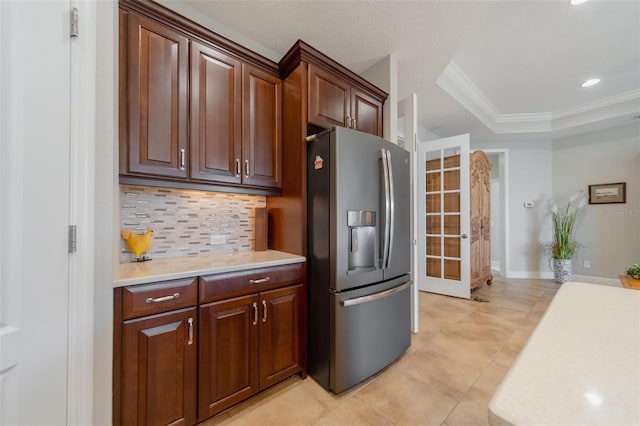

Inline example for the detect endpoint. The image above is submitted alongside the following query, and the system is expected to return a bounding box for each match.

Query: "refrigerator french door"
[307,126,411,393]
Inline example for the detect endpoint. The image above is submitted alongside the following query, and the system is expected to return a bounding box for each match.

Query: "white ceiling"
[175,0,640,141]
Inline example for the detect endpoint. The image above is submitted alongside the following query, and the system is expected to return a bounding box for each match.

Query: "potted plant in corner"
[547,190,587,283]
[623,264,640,288]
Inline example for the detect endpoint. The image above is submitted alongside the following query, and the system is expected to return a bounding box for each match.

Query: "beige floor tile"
[313,395,393,426]
[443,387,493,426]
[471,362,510,395]
[422,329,501,371]
[397,347,484,400]
[221,376,327,425]
[356,367,459,426]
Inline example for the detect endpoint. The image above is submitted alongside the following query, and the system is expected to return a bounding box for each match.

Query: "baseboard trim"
[507,271,554,279]
[504,271,622,287]
[570,275,621,287]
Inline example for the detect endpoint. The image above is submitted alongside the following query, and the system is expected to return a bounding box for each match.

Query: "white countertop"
[489,282,640,426]
[114,250,305,287]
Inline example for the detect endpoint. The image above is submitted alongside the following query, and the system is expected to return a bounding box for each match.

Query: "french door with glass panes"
[417,134,470,299]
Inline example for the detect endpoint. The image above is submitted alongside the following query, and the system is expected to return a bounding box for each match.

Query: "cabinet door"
[242,65,282,189]
[259,284,304,389]
[121,308,197,426]
[190,41,242,184]
[351,87,383,137]
[308,63,350,129]
[199,294,259,420]
[126,13,188,178]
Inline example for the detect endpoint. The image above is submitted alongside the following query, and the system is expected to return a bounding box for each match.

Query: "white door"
[417,134,471,299]
[0,1,71,424]
[397,94,419,332]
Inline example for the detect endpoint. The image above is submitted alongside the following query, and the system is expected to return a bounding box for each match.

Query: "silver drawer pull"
[145,293,179,304]
[187,318,194,345]
[342,282,411,307]
[249,277,270,284]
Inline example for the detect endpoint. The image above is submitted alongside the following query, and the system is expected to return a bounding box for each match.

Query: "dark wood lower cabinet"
[198,294,259,420]
[198,284,304,421]
[121,307,197,426]
[115,264,306,426]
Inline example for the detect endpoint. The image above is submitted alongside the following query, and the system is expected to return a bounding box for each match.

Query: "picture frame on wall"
[588,182,626,204]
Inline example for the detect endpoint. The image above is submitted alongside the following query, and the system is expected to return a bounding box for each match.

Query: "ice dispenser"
[347,210,376,272]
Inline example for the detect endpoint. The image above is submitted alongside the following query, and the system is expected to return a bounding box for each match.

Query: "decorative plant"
[625,264,640,280]
[547,190,587,260]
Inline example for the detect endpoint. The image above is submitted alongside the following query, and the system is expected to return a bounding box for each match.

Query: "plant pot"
[553,259,572,283]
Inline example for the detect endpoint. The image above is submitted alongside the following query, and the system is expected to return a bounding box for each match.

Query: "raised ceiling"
[172,0,640,141]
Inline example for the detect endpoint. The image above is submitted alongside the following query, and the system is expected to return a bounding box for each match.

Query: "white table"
[489,282,640,425]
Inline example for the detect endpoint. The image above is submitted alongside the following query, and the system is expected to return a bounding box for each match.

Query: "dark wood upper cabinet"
[266,41,387,256]
[243,65,282,189]
[119,1,282,194]
[123,12,189,179]
[306,57,384,138]
[351,86,383,136]
[190,41,242,185]
[308,63,350,129]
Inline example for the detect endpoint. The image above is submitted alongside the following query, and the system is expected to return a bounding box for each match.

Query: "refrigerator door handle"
[381,149,391,269]
[341,281,411,307]
[386,149,395,269]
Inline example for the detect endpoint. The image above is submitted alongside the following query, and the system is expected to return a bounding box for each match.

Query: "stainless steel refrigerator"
[307,126,411,393]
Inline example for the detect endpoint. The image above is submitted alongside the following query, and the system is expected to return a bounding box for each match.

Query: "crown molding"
[437,60,640,135]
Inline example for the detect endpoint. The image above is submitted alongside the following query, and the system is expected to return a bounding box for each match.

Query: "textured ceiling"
[172,0,640,141]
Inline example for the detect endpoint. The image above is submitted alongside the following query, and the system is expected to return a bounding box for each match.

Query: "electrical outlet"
[583,260,591,268]
[210,234,226,245]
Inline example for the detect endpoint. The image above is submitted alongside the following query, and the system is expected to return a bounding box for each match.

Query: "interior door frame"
[68,0,98,423]
[480,149,510,278]
[397,94,418,333]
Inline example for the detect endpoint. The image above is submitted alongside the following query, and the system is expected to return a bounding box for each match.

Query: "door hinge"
[414,134,417,152]
[70,7,79,38]
[412,239,417,246]
[69,225,77,253]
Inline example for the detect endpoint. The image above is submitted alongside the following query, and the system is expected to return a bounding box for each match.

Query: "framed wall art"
[588,182,626,204]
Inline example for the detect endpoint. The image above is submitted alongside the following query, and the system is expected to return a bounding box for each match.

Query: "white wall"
[473,140,554,278]
[552,122,640,280]
[361,54,398,143]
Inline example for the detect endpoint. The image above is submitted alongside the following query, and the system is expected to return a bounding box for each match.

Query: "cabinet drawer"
[200,263,304,303]
[122,277,197,320]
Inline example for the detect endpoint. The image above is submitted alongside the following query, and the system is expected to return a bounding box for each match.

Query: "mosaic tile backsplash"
[119,185,266,263]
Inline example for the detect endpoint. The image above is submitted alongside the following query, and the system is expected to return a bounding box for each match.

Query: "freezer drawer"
[330,276,411,393]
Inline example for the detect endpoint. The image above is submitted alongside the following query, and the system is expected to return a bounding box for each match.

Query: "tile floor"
[202,276,560,426]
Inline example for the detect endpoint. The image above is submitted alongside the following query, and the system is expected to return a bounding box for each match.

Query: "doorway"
[483,150,509,278]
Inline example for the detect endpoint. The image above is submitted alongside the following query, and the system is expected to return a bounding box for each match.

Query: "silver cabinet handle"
[235,159,241,177]
[187,317,194,345]
[346,116,352,128]
[252,302,258,325]
[249,277,270,284]
[179,148,186,170]
[342,282,411,307]
[262,300,267,323]
[352,117,357,129]
[245,159,249,178]
[461,234,468,239]
[145,293,179,304]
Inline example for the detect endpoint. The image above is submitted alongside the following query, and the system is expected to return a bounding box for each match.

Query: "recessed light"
[570,0,589,5]
[581,78,600,88]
